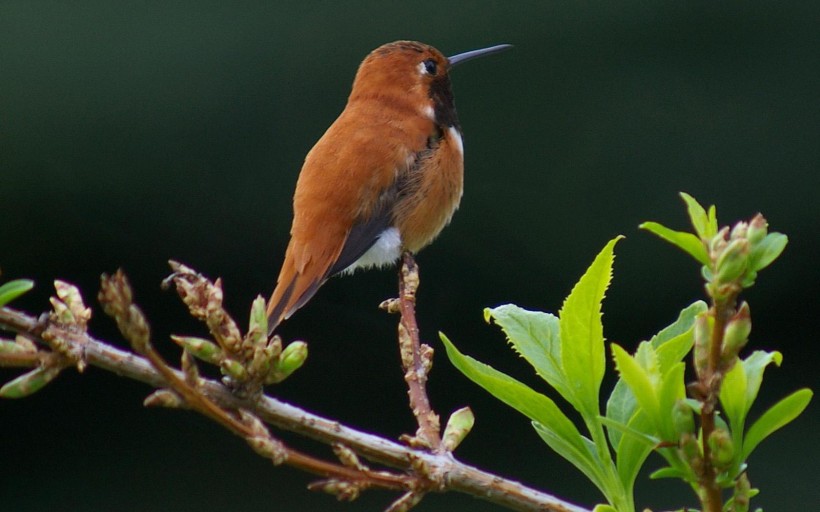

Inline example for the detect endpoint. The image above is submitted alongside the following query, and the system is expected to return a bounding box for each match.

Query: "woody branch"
[0,275,588,512]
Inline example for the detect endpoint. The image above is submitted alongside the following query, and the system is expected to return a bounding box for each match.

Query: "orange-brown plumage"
[266,41,510,332]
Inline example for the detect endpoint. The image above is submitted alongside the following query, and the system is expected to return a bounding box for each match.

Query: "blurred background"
[1,1,817,511]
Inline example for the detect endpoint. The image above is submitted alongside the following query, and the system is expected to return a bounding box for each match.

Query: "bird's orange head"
[348,40,511,131]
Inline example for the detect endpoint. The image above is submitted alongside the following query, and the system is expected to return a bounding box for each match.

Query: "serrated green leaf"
[679,192,711,239]
[0,279,35,308]
[743,389,812,459]
[484,305,570,401]
[559,236,621,415]
[633,340,659,374]
[639,222,709,265]
[749,232,787,272]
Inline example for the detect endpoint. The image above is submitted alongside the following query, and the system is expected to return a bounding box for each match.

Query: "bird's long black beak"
[448,44,513,67]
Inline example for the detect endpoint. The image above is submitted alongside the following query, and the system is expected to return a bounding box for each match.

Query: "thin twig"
[0,305,589,512]
[698,297,736,512]
[396,252,441,449]
[96,271,413,496]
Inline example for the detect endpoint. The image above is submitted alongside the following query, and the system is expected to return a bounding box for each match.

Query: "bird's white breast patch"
[341,227,402,274]
[449,126,463,155]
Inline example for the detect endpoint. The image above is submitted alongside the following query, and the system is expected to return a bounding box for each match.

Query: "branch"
[0,304,588,511]
[381,252,441,451]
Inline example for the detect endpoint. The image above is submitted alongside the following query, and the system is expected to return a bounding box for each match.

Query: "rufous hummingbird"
[266,40,511,333]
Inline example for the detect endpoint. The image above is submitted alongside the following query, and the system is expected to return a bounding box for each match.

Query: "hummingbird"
[266,40,511,334]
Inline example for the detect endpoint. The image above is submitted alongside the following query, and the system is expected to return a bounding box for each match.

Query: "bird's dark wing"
[328,191,396,276]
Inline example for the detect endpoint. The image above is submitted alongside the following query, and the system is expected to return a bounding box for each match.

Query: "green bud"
[708,428,735,470]
[693,313,710,378]
[53,280,92,326]
[732,472,752,512]
[709,227,730,257]
[308,479,361,502]
[14,335,37,353]
[679,432,703,474]
[265,335,283,359]
[746,214,767,245]
[171,335,223,364]
[249,343,272,378]
[246,296,269,350]
[0,366,62,398]
[730,221,748,240]
[267,341,308,384]
[715,238,750,284]
[672,400,695,436]
[144,389,184,408]
[246,435,286,465]
[0,340,33,355]
[722,302,751,362]
[221,358,247,381]
[442,407,475,451]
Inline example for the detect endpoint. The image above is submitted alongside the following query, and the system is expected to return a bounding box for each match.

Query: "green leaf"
[441,333,592,457]
[680,192,712,239]
[743,388,812,459]
[720,361,749,437]
[707,204,718,237]
[614,411,656,493]
[442,332,613,494]
[599,415,658,447]
[606,301,703,449]
[639,222,709,265]
[742,351,783,407]
[0,279,35,308]
[592,505,619,512]
[657,362,687,440]
[749,232,788,272]
[484,305,570,401]
[649,466,688,480]
[601,412,658,494]
[721,350,783,434]
[532,421,608,496]
[654,329,695,375]
[605,378,636,450]
[611,343,660,425]
[559,236,621,415]
[649,301,707,349]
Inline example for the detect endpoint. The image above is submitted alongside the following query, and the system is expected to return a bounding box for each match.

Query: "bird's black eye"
[423,58,438,75]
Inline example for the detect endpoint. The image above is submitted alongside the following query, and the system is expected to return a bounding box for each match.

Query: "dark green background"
[1,2,817,511]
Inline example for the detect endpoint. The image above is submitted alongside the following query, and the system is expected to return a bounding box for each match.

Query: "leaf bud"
[442,407,475,452]
[708,428,735,470]
[715,238,750,284]
[722,302,751,362]
[267,341,307,384]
